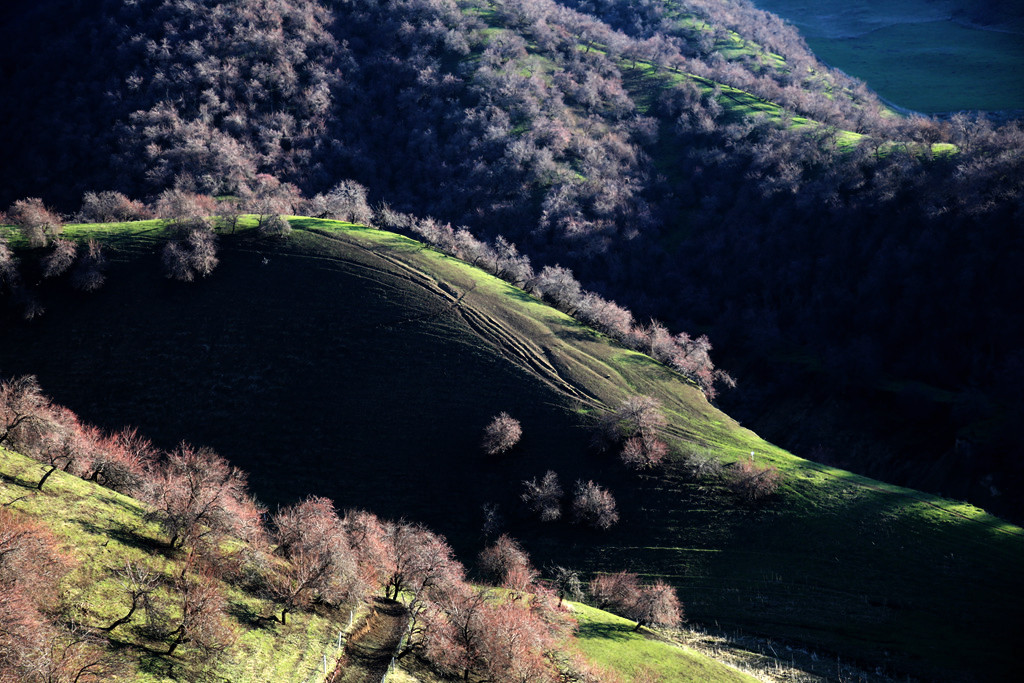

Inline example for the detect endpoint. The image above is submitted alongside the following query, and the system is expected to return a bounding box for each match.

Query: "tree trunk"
[105,595,141,631]
[37,465,57,490]
[165,625,185,655]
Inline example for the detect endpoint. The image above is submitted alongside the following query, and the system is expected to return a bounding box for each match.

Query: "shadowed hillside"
[2,219,1020,681]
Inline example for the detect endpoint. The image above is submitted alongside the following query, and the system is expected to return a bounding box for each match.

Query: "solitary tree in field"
[482,412,522,455]
[572,480,619,530]
[596,395,668,470]
[727,459,782,502]
[589,571,682,631]
[521,470,563,522]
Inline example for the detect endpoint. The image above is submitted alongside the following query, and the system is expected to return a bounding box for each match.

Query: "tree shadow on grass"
[227,601,275,630]
[576,620,637,642]
[0,469,39,491]
[76,519,169,555]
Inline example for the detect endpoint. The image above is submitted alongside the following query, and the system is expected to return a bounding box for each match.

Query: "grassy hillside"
[568,601,756,682]
[1,443,751,683]
[2,218,1022,681]
[0,445,352,683]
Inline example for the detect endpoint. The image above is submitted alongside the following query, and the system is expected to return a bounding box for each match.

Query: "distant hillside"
[2,218,1020,681]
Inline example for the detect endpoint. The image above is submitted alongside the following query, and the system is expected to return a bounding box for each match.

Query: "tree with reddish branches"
[0,508,108,683]
[145,443,256,550]
[478,534,536,592]
[589,571,682,631]
[596,395,668,470]
[0,375,51,451]
[482,412,522,455]
[71,240,107,292]
[41,239,77,279]
[572,480,619,530]
[7,198,63,248]
[162,569,234,656]
[727,459,782,502]
[265,497,361,624]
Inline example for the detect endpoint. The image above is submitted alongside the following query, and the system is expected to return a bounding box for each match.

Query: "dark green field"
[752,0,1024,112]
[2,220,1021,681]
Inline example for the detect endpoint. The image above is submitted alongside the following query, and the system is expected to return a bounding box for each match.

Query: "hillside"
[2,219,1021,681]
[2,0,1022,527]
[1,392,753,682]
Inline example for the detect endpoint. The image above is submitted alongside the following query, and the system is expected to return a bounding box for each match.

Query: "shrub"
[727,459,782,501]
[482,412,522,455]
[572,480,619,530]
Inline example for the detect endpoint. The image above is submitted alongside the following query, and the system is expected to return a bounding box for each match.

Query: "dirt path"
[329,598,408,683]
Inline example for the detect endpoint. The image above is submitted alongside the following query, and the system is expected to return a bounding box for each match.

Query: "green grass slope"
[0,446,352,683]
[568,601,757,682]
[2,218,1022,681]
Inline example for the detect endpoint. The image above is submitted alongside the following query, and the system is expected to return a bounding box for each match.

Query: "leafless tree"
[41,239,77,278]
[596,395,668,470]
[162,229,218,282]
[727,459,782,502]
[7,198,63,248]
[104,562,160,632]
[71,240,106,292]
[0,375,51,450]
[572,480,618,530]
[521,470,563,522]
[482,412,522,455]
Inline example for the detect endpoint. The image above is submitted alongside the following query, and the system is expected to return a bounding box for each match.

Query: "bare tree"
[521,470,563,522]
[104,562,160,632]
[41,239,77,278]
[596,395,668,470]
[162,569,234,655]
[588,571,681,631]
[0,375,51,450]
[727,459,782,502]
[0,237,19,294]
[145,443,253,550]
[304,179,372,224]
[482,412,522,455]
[265,497,360,624]
[79,191,150,223]
[549,565,583,606]
[71,240,106,292]
[7,198,63,248]
[162,229,218,282]
[478,534,536,590]
[572,480,619,530]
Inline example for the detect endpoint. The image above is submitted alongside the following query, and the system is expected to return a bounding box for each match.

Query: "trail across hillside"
[329,598,408,683]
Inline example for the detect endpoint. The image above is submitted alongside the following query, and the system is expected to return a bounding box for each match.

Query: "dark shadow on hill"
[576,620,636,642]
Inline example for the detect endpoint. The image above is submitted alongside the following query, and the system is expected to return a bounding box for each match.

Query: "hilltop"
[2,218,1020,681]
